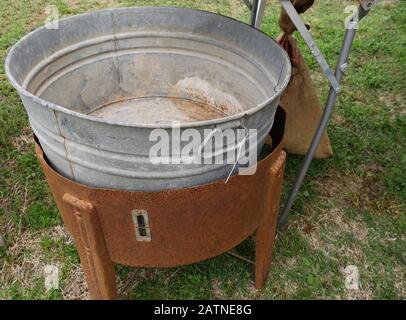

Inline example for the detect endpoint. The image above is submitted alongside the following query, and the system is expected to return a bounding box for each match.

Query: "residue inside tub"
[89,77,245,125]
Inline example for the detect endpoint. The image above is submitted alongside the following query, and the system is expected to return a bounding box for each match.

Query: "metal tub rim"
[5,6,291,129]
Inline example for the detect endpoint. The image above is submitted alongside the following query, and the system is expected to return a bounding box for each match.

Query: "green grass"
[0,0,405,300]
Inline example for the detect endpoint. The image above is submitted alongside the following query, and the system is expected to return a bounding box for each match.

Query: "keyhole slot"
[132,210,151,241]
[136,214,147,237]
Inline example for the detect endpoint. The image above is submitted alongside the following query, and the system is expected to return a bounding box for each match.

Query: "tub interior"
[8,8,288,125]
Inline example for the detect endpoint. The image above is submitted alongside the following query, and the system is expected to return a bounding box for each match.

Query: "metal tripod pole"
[251,0,267,28]
[277,4,374,229]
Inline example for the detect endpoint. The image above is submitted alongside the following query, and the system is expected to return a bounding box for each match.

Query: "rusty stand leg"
[62,193,118,300]
[255,151,287,289]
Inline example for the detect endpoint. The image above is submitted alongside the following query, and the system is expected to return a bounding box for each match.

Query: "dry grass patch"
[316,169,403,214]
[11,127,33,154]
[0,227,46,294]
[0,223,79,299]
[61,263,89,300]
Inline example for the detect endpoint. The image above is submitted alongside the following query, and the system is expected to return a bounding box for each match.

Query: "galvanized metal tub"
[5,7,291,190]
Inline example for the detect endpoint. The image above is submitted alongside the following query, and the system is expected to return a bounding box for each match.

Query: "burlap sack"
[278,35,333,159]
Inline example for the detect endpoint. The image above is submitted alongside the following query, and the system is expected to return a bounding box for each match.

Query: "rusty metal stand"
[35,108,287,299]
[255,151,286,288]
[36,145,286,298]
[62,194,118,300]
